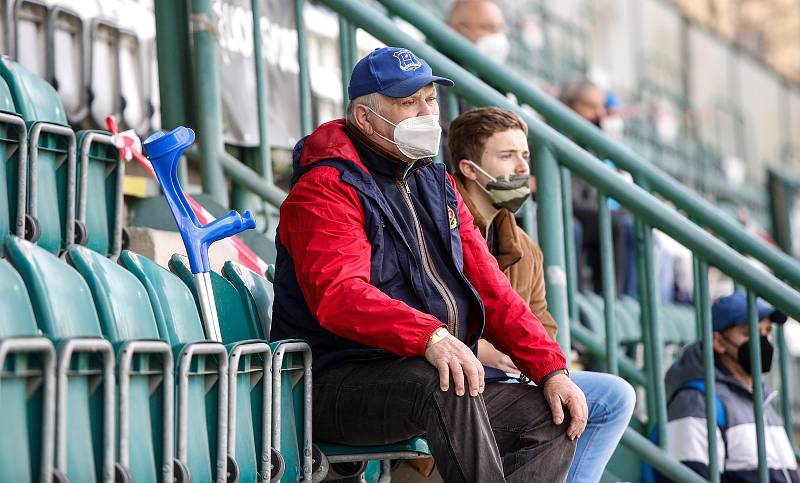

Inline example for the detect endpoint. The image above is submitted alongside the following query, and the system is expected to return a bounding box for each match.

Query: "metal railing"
[151,0,799,480]
[153,0,288,211]
[375,0,800,291]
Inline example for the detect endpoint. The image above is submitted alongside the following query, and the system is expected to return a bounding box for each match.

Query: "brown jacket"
[456,179,558,340]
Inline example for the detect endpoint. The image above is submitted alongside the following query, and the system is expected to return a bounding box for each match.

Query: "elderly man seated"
[271,46,587,482]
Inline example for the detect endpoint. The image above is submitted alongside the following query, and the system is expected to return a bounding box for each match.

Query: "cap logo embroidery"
[393,50,422,71]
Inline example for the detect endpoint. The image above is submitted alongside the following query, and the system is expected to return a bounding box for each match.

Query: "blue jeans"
[567,371,636,483]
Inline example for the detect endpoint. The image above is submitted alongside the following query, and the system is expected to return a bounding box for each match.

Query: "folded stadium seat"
[575,292,644,366]
[617,295,645,364]
[575,292,606,337]
[0,72,28,255]
[0,57,78,254]
[88,19,122,129]
[656,303,698,366]
[670,303,698,347]
[615,299,643,358]
[75,130,124,257]
[118,30,149,133]
[588,293,644,354]
[0,258,57,482]
[223,260,432,482]
[66,245,174,482]
[118,250,233,483]
[13,0,48,78]
[46,5,89,126]
[221,261,274,341]
[169,254,287,483]
[655,303,683,347]
[618,295,641,323]
[5,236,117,483]
[143,38,160,132]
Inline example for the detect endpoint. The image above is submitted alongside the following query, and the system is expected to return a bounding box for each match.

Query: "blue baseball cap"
[605,90,621,110]
[711,292,787,332]
[348,47,454,100]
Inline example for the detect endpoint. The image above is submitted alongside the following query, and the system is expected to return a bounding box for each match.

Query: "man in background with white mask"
[272,47,587,482]
[447,0,510,64]
[438,0,510,168]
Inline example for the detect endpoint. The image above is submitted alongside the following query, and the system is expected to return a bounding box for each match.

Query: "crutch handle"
[143,126,256,274]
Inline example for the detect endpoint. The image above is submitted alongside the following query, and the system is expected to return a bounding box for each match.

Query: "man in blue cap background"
[664,292,798,481]
[271,46,587,481]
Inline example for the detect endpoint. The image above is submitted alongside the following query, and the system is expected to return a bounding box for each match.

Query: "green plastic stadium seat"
[615,296,643,345]
[316,437,430,461]
[119,250,230,483]
[0,259,56,482]
[119,31,149,132]
[169,254,280,482]
[75,130,124,257]
[5,236,115,483]
[66,245,173,482]
[48,6,88,124]
[88,21,122,128]
[0,57,76,255]
[0,73,27,256]
[169,255,263,342]
[674,304,697,346]
[575,292,605,337]
[222,260,274,340]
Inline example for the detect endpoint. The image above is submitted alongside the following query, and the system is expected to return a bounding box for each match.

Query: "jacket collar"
[298,119,369,172]
[455,178,523,270]
[345,121,431,180]
[298,118,433,181]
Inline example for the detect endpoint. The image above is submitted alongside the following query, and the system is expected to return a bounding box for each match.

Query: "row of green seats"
[0,234,292,482]
[0,56,123,259]
[3,235,136,483]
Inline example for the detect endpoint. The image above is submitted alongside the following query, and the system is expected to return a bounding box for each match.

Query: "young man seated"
[449,107,636,482]
[665,292,798,481]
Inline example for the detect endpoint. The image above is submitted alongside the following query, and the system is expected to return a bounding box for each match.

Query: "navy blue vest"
[271,134,486,373]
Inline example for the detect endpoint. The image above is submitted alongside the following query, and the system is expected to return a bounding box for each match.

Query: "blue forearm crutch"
[143,126,256,342]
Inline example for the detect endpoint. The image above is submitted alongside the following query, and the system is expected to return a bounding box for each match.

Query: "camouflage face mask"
[469,161,531,213]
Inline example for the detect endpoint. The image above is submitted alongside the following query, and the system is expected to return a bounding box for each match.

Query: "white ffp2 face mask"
[367,107,442,160]
[475,32,510,64]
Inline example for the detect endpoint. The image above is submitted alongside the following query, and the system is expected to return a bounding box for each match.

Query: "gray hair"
[346,92,384,124]
[557,77,600,108]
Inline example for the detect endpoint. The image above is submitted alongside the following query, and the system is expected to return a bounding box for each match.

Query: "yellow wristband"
[426,328,449,349]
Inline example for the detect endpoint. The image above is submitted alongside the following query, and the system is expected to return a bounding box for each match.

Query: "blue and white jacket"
[666,342,799,482]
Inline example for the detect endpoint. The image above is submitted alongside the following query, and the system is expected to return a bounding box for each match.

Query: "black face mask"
[732,335,774,375]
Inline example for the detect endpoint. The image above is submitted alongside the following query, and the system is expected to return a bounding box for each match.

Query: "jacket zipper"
[396,178,460,338]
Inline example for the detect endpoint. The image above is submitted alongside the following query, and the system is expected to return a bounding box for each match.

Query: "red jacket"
[272,120,565,383]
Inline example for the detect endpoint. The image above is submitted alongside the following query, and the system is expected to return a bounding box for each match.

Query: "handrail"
[375,0,800,290]
[154,0,288,211]
[320,0,800,322]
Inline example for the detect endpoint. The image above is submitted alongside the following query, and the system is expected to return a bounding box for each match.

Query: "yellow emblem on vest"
[448,206,458,230]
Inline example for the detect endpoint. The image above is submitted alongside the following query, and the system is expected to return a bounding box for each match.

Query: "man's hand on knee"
[542,373,588,441]
[424,331,485,397]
